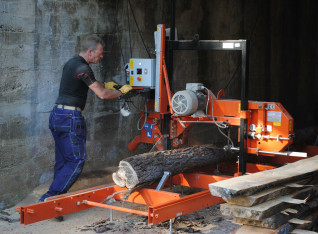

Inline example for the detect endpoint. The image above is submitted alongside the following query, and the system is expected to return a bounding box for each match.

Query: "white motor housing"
[171,83,206,116]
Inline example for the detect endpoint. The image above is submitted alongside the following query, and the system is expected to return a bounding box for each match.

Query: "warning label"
[267,111,282,123]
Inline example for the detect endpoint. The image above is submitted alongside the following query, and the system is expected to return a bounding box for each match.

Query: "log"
[209,155,318,199]
[112,145,236,189]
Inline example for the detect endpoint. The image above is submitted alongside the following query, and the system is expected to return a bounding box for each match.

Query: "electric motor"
[171,83,206,116]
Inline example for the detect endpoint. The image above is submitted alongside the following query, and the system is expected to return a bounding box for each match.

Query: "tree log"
[112,145,236,189]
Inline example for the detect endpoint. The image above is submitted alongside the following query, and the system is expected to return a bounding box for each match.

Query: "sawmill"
[1,0,318,233]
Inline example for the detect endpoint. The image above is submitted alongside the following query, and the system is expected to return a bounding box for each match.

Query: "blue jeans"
[39,105,87,202]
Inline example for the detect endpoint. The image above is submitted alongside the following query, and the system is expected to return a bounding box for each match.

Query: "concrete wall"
[0,0,169,209]
[1,0,317,209]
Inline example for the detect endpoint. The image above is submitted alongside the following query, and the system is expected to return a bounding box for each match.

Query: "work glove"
[119,84,133,94]
[104,81,118,90]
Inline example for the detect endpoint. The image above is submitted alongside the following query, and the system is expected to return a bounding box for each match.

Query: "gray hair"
[80,35,105,52]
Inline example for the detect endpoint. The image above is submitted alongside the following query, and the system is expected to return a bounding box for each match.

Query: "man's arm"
[89,81,122,99]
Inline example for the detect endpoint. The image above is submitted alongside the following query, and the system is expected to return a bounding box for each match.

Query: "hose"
[203,87,234,147]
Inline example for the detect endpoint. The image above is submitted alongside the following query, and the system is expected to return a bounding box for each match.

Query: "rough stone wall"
[0,0,170,209]
[1,0,318,210]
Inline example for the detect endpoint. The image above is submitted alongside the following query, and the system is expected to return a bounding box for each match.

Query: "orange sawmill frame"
[17,164,269,226]
[17,148,318,225]
[16,23,318,226]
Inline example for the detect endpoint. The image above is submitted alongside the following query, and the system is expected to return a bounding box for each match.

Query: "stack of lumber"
[209,155,318,231]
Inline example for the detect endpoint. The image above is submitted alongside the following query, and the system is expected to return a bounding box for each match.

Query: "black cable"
[115,0,126,65]
[223,63,241,91]
[100,4,117,75]
[127,0,151,58]
[127,0,132,58]
[222,1,262,92]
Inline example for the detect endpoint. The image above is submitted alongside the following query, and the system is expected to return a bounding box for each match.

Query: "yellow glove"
[119,84,133,94]
[104,81,118,90]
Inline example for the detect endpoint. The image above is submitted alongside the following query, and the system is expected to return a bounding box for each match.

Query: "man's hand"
[104,81,118,90]
[119,85,133,94]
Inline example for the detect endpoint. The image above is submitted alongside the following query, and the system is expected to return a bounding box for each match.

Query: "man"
[39,35,132,204]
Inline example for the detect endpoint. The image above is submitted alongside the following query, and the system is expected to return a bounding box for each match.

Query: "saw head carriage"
[125,24,301,172]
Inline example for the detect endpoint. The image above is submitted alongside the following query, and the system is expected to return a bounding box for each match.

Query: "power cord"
[115,0,126,65]
[203,87,234,147]
[137,102,148,130]
[222,1,262,92]
[127,0,151,58]
[126,0,132,58]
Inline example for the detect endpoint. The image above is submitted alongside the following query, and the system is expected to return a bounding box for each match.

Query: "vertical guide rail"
[239,40,250,174]
[163,0,175,151]
[167,0,175,93]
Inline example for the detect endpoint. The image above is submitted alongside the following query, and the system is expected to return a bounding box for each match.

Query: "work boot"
[55,216,64,222]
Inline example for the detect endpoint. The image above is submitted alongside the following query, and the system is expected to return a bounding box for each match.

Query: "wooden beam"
[223,179,311,207]
[209,155,318,199]
[232,197,318,229]
[220,184,318,220]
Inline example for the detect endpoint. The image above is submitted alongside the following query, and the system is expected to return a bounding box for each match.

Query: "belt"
[56,104,82,112]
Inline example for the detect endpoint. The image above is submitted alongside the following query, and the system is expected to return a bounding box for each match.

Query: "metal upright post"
[167,0,175,91]
[110,209,113,222]
[239,40,250,174]
[163,0,176,150]
[169,218,173,234]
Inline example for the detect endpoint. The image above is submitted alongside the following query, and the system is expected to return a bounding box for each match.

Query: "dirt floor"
[0,171,240,234]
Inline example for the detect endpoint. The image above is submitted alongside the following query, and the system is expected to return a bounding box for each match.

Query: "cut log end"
[112,161,139,188]
[112,172,126,188]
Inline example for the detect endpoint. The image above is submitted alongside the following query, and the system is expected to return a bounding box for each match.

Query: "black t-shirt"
[55,56,96,110]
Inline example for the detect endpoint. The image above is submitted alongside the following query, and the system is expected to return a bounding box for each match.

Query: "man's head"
[80,35,105,64]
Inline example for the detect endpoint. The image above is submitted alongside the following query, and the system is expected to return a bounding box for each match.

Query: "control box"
[128,58,156,88]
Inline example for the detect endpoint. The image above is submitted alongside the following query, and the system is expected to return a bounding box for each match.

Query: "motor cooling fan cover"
[171,90,198,116]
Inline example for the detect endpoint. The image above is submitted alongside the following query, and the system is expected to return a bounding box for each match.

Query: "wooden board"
[223,179,312,207]
[220,184,318,220]
[232,197,318,229]
[234,225,281,234]
[209,155,318,199]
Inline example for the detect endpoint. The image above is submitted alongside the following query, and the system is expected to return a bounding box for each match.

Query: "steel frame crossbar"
[17,172,230,225]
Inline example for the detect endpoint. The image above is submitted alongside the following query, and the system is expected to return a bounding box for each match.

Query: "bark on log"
[112,145,236,189]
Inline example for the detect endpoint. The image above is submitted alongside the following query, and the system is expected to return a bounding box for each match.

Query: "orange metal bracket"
[217,89,225,100]
[163,59,174,114]
[84,200,149,216]
[148,190,223,225]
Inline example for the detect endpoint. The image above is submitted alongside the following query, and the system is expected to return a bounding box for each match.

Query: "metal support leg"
[157,171,174,233]
[169,218,173,234]
[110,209,113,222]
[156,171,171,190]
